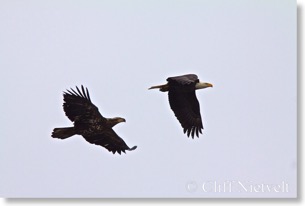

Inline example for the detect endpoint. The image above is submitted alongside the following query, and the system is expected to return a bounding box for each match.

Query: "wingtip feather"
[131,145,137,150]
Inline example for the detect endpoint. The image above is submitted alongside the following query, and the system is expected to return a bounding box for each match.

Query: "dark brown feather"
[167,74,203,138]
[52,85,136,154]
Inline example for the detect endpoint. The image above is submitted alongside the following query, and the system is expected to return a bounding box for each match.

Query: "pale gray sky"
[0,0,296,198]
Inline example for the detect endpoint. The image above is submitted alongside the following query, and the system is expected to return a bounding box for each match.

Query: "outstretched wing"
[83,129,137,154]
[167,74,203,138]
[167,74,199,87]
[63,85,106,124]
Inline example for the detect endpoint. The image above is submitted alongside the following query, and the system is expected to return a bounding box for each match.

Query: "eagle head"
[107,117,126,128]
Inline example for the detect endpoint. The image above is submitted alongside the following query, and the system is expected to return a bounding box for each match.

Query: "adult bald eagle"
[149,74,212,138]
[51,85,137,154]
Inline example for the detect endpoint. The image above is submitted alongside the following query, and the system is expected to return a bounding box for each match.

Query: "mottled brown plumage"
[52,85,137,154]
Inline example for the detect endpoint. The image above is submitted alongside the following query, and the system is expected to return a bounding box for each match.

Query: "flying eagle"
[149,74,212,138]
[51,85,137,154]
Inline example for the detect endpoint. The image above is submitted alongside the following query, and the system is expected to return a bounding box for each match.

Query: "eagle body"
[52,85,136,154]
[149,74,212,138]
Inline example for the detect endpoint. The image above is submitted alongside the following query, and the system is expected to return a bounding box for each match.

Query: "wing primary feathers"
[76,86,84,98]
[69,87,79,96]
[187,129,191,137]
[191,127,195,139]
[66,86,89,101]
[81,85,88,100]
[86,87,91,102]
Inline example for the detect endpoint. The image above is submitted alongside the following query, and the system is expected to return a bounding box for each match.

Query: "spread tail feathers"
[52,127,76,139]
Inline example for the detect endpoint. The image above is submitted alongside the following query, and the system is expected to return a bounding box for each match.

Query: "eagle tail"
[52,127,76,139]
[148,84,169,92]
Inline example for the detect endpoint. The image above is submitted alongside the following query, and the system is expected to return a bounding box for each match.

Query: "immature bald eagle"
[149,74,212,138]
[51,85,137,154]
